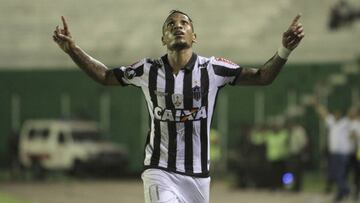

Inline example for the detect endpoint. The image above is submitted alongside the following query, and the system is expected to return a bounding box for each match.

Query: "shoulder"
[126,58,155,69]
[209,56,240,69]
[196,55,211,68]
[120,58,154,80]
[208,56,241,77]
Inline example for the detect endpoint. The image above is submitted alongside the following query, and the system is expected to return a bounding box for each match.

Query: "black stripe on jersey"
[112,65,145,86]
[112,68,128,86]
[162,56,177,171]
[183,69,193,173]
[149,64,161,166]
[134,65,144,77]
[200,67,209,173]
[213,65,242,77]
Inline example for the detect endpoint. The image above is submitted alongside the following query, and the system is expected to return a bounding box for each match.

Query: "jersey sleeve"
[209,57,242,87]
[112,58,146,87]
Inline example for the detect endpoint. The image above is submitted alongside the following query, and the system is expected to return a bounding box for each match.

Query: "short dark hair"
[162,10,194,35]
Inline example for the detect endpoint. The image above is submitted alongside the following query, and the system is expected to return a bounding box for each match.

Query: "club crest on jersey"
[172,94,183,107]
[124,68,136,80]
[192,85,201,101]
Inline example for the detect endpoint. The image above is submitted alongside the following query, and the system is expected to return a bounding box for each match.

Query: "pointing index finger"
[61,16,69,34]
[291,13,302,26]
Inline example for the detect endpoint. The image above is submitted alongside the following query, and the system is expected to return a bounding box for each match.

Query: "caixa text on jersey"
[154,106,207,122]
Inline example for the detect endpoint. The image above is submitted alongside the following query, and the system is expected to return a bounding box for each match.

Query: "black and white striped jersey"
[113,53,242,177]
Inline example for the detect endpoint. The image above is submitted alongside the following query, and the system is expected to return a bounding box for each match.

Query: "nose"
[173,21,183,30]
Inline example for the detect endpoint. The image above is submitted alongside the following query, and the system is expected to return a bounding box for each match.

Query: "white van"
[19,119,128,177]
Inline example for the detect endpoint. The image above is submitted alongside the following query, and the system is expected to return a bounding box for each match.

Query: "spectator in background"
[328,0,360,30]
[313,102,355,202]
[350,106,360,200]
[287,120,308,192]
[7,130,22,179]
[250,125,267,146]
[249,125,270,188]
[265,123,289,190]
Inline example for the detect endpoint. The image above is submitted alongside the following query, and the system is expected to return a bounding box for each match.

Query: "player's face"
[161,13,196,51]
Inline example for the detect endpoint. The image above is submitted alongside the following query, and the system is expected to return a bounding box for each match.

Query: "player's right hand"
[282,14,305,50]
[53,16,75,54]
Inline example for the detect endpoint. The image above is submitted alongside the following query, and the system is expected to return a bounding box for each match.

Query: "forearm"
[235,48,289,86]
[257,53,287,85]
[68,45,109,84]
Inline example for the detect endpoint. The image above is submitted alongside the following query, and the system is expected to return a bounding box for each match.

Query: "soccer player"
[53,10,304,203]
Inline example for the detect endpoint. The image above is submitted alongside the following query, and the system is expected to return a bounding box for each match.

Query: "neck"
[167,48,193,75]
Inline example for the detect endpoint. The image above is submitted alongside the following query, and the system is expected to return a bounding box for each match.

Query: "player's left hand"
[282,14,305,50]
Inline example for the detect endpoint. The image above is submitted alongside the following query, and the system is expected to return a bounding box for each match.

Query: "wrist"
[66,43,78,55]
[277,46,292,59]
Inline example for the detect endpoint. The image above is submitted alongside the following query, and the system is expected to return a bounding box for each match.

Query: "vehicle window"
[72,131,103,142]
[58,132,66,144]
[28,128,49,140]
[28,129,37,140]
[41,129,50,139]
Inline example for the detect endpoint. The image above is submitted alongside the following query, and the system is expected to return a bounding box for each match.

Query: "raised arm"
[234,14,305,86]
[52,16,120,85]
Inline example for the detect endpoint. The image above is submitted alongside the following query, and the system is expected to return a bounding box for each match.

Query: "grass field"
[0,171,354,203]
[0,193,35,203]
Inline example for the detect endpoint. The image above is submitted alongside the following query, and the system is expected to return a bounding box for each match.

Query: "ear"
[161,36,166,46]
[192,33,197,43]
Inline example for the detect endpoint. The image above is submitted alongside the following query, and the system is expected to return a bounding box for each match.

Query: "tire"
[70,160,83,177]
[31,159,46,180]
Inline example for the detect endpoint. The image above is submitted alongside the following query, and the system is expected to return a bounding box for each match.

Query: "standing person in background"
[265,123,289,190]
[313,102,355,202]
[53,10,304,203]
[287,120,308,192]
[350,106,360,200]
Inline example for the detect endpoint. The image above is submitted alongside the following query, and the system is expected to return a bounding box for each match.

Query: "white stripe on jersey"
[174,71,186,173]
[142,65,153,166]
[192,65,203,174]
[156,67,169,169]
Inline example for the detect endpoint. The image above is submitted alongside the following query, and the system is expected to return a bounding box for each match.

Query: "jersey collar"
[161,53,198,72]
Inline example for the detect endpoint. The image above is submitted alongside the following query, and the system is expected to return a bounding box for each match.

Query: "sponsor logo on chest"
[154,106,207,122]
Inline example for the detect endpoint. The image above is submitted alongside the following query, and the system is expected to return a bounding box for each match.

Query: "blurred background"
[1,0,360,202]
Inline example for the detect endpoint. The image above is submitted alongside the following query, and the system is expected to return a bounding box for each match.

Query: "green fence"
[1,62,357,172]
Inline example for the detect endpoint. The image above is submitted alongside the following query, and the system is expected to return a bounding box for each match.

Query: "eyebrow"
[162,14,194,34]
[165,17,191,29]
